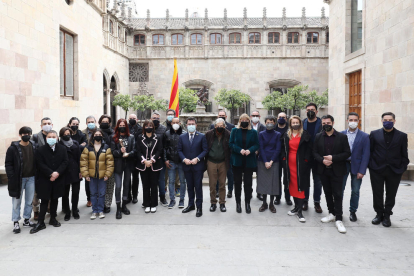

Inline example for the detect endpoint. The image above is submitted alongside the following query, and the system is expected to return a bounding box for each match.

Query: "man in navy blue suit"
[341,112,370,222]
[178,117,208,217]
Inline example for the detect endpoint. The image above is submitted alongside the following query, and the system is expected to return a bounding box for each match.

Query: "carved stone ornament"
[263,25,267,30]
[184,25,189,32]
[145,26,151,32]
[129,63,149,82]
[165,25,169,32]
[282,25,287,31]
[302,24,308,30]
[204,26,209,32]
[322,25,329,31]
[137,82,149,95]
[223,26,228,32]
[243,25,248,31]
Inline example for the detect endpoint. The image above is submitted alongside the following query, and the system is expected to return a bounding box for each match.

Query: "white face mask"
[348,122,358,129]
[251,117,260,123]
[172,124,180,131]
[42,125,52,133]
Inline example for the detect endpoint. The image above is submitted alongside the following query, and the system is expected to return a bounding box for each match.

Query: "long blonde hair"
[237,113,252,130]
[287,115,303,140]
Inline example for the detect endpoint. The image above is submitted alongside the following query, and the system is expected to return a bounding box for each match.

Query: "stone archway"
[266,79,301,116]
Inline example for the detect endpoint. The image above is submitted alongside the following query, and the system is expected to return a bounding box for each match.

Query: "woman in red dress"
[281,116,312,223]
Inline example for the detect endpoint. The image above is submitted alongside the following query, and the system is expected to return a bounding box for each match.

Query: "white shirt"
[252,123,258,130]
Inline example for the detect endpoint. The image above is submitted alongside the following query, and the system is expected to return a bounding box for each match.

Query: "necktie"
[190,134,194,145]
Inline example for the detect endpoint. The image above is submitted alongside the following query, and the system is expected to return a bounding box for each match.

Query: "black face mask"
[21,135,31,142]
[307,111,316,120]
[145,128,153,133]
[119,127,126,133]
[216,127,225,133]
[240,122,249,128]
[70,125,78,132]
[94,136,103,142]
[219,117,226,122]
[129,119,136,125]
[100,123,110,129]
[152,120,160,127]
[61,135,71,141]
[323,124,333,132]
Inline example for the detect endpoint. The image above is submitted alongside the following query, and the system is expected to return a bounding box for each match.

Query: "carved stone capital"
[145,26,151,32]
[243,25,248,31]
[282,25,287,31]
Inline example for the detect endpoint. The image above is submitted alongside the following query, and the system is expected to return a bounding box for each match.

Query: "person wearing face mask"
[229,114,260,214]
[281,116,312,223]
[110,119,136,219]
[209,111,235,199]
[164,117,187,209]
[340,113,370,222]
[151,111,168,207]
[205,118,231,212]
[257,115,281,213]
[80,130,114,220]
[82,115,97,208]
[6,127,37,234]
[30,131,68,234]
[313,115,351,234]
[135,120,164,213]
[274,112,292,206]
[250,110,266,201]
[58,127,82,221]
[369,112,409,227]
[31,117,53,220]
[162,109,177,131]
[67,117,87,149]
[302,103,323,213]
[127,113,142,204]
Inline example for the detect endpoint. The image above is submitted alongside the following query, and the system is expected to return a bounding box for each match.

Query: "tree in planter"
[306,89,329,109]
[262,90,283,115]
[214,89,251,124]
[178,87,199,113]
[131,95,168,122]
[112,94,132,119]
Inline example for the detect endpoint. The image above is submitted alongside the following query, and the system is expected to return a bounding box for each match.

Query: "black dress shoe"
[104,206,111,213]
[314,203,323,213]
[210,204,217,212]
[349,212,357,222]
[259,203,268,212]
[72,210,80,220]
[302,201,309,211]
[182,206,195,213]
[245,203,251,214]
[30,222,46,234]
[372,214,383,225]
[286,199,293,206]
[382,215,391,227]
[49,219,61,227]
[132,198,138,204]
[220,204,226,212]
[196,208,203,217]
[124,198,132,204]
[64,212,71,221]
[236,203,242,213]
[257,194,263,201]
[121,202,130,215]
[274,199,280,205]
[227,191,232,198]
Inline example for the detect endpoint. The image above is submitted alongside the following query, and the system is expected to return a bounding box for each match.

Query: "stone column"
[106,89,111,115]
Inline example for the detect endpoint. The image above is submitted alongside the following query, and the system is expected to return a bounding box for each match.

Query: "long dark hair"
[59,127,73,137]
[113,119,130,144]
[142,120,154,135]
[89,129,103,145]
[67,117,80,128]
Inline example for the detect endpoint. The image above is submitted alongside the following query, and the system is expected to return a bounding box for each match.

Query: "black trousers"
[129,168,140,199]
[141,169,160,208]
[62,181,80,213]
[320,169,343,221]
[233,166,253,204]
[276,162,291,201]
[85,179,90,201]
[38,198,58,223]
[184,169,204,209]
[370,167,402,216]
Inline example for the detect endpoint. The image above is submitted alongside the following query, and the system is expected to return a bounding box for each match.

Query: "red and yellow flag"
[169,59,179,117]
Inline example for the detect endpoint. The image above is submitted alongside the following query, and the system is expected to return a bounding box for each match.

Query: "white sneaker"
[336,220,347,233]
[287,207,298,216]
[151,207,157,213]
[90,213,97,220]
[321,213,335,223]
[145,207,150,213]
[98,212,105,219]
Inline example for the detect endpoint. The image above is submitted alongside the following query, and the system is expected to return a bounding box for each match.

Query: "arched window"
[326,32,329,43]
[152,34,164,45]
[248,32,261,44]
[288,32,299,43]
[109,20,114,35]
[134,34,145,45]
[268,32,280,44]
[171,34,184,45]
[191,33,203,45]
[210,33,222,44]
[229,33,241,44]
[307,32,319,44]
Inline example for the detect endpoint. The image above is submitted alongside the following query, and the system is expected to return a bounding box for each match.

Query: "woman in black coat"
[136,120,163,213]
[30,130,68,234]
[59,127,81,221]
[281,115,312,223]
[67,117,87,148]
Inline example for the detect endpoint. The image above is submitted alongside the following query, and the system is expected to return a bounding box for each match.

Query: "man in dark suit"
[369,112,410,227]
[341,112,370,222]
[209,110,235,198]
[313,115,351,234]
[250,110,266,201]
[178,117,208,217]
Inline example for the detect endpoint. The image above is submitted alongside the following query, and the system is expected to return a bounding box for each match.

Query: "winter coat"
[164,126,186,163]
[80,143,114,179]
[205,128,231,170]
[59,140,81,185]
[110,134,136,174]
[135,134,164,171]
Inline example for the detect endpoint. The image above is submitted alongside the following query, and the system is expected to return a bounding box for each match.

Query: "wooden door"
[349,71,362,129]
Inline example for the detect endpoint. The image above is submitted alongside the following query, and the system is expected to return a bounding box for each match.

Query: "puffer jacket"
[80,143,114,179]
[164,126,186,163]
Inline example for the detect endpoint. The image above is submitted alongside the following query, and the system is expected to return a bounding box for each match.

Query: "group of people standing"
[5,102,410,235]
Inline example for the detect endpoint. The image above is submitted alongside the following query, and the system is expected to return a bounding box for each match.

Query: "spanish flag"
[169,59,179,117]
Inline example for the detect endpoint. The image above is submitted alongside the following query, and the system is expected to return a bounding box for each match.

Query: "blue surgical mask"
[383,121,394,130]
[167,115,174,122]
[87,123,96,130]
[47,138,56,147]
[187,125,196,133]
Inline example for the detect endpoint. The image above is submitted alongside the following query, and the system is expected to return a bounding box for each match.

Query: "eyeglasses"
[251,115,260,118]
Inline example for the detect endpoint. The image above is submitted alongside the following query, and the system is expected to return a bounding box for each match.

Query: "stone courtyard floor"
[0,172,413,275]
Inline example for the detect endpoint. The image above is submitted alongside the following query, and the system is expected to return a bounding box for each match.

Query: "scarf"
[62,138,74,148]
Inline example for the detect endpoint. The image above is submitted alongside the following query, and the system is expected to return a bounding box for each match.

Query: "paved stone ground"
[0,172,413,275]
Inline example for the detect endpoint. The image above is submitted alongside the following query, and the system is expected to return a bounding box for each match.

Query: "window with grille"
[191,34,202,45]
[152,34,164,45]
[134,34,145,45]
[268,32,280,44]
[307,32,319,44]
[210,33,222,44]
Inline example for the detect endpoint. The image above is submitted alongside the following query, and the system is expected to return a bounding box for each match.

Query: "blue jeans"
[167,161,187,201]
[305,165,322,203]
[12,176,35,221]
[89,177,106,213]
[215,165,234,192]
[342,162,362,213]
[158,166,166,198]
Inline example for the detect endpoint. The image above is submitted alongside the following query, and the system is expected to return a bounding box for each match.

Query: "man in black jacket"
[369,112,410,227]
[250,110,266,201]
[313,115,351,234]
[152,111,168,206]
[127,113,142,204]
[5,127,37,234]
